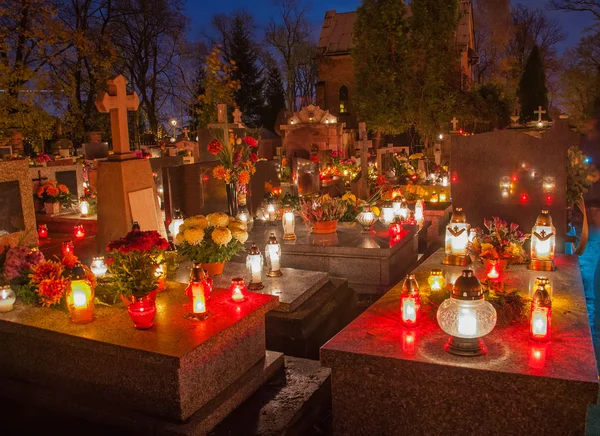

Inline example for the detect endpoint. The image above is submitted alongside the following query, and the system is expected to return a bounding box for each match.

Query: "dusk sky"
[188,0,596,52]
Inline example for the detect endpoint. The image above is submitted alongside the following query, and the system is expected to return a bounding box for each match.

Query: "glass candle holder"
[530,285,552,342]
[62,241,74,256]
[530,277,552,299]
[356,206,378,232]
[530,210,556,271]
[443,208,471,266]
[380,201,395,225]
[73,225,85,241]
[90,256,108,277]
[400,274,421,327]
[169,208,185,237]
[246,243,264,290]
[389,221,403,237]
[428,269,446,291]
[127,295,156,329]
[282,208,296,240]
[80,199,89,217]
[236,206,254,232]
[230,277,247,302]
[38,224,48,239]
[0,286,16,313]
[66,264,94,324]
[266,200,278,223]
[265,233,283,277]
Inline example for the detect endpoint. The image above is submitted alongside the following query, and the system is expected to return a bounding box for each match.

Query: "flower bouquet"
[469,217,530,269]
[174,212,248,276]
[106,229,170,329]
[36,180,76,214]
[299,195,347,234]
[208,129,259,216]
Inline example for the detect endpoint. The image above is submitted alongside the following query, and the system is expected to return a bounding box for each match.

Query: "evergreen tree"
[517,46,549,121]
[352,0,411,135]
[227,12,264,127]
[261,66,286,131]
[189,64,206,132]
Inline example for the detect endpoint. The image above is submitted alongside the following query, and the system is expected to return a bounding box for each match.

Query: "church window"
[339,86,349,114]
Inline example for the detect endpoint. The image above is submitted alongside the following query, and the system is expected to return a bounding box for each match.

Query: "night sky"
[188,0,595,52]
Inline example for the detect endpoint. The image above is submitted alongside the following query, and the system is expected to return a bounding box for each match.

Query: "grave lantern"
[246,243,264,290]
[37,224,48,239]
[185,263,210,309]
[486,260,500,280]
[439,191,447,202]
[80,198,89,217]
[265,233,283,277]
[414,200,424,224]
[169,208,185,237]
[428,269,446,291]
[529,210,556,271]
[155,264,166,291]
[90,256,108,277]
[530,285,552,342]
[230,277,247,303]
[74,225,85,241]
[443,208,471,266]
[388,219,403,237]
[430,191,439,203]
[236,206,254,232]
[266,199,279,223]
[530,277,552,299]
[66,263,95,324]
[442,175,449,186]
[282,207,296,240]
[437,270,497,356]
[62,241,74,256]
[380,201,395,225]
[191,281,207,315]
[400,274,421,328]
[0,285,16,313]
[356,206,378,232]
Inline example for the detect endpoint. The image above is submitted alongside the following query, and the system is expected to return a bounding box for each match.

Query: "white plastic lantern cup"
[265,233,283,277]
[530,210,556,271]
[246,243,264,290]
[443,207,471,266]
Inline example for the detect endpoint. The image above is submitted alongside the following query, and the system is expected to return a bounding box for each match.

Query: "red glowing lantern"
[530,285,552,342]
[186,264,212,307]
[389,221,403,237]
[528,345,547,369]
[400,274,421,327]
[37,224,48,239]
[62,241,74,256]
[486,260,500,280]
[230,277,247,302]
[451,172,458,183]
[545,194,553,206]
[73,225,85,241]
[402,331,416,353]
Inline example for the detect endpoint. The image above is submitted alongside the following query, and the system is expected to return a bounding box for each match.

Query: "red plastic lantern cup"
[530,285,552,342]
[62,240,74,256]
[191,283,207,315]
[389,221,403,237]
[400,274,421,328]
[127,296,156,329]
[73,225,85,241]
[230,277,247,303]
[486,260,500,280]
[402,331,416,353]
[186,264,210,309]
[528,345,548,369]
[37,224,48,239]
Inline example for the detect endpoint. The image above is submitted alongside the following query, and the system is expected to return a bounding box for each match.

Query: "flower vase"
[45,202,60,215]
[226,182,238,217]
[312,220,338,234]
[127,295,156,329]
[202,261,225,276]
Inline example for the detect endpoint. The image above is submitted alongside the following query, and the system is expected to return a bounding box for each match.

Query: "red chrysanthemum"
[242,136,258,147]
[62,253,80,269]
[207,139,223,155]
[250,153,258,163]
[310,156,319,163]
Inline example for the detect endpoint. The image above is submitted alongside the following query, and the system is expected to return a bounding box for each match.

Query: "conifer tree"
[517,45,549,121]
[261,66,286,131]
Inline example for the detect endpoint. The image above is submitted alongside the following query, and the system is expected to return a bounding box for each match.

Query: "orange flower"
[213,165,227,181]
[58,184,69,194]
[37,186,45,197]
[46,186,59,196]
[62,253,80,269]
[239,170,250,185]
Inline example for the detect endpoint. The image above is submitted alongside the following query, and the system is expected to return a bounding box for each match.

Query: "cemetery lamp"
[265,233,283,277]
[187,265,207,315]
[439,191,447,202]
[388,219,403,237]
[428,269,446,291]
[531,277,552,299]
[236,206,254,232]
[66,263,95,324]
[80,198,89,217]
[530,285,552,342]
[356,205,378,233]
[529,210,556,271]
[266,199,279,223]
[37,224,48,239]
[442,175,449,187]
[62,241,75,256]
[90,256,108,277]
[230,277,247,303]
[443,208,471,266]
[74,225,85,241]
[0,285,16,313]
[437,270,497,356]
[380,201,395,225]
[282,207,296,240]
[430,191,439,203]
[155,264,166,291]
[486,260,500,280]
[246,243,264,290]
[400,274,421,328]
[169,208,185,237]
[414,200,424,224]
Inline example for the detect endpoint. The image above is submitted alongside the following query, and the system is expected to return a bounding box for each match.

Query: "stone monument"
[94,74,166,251]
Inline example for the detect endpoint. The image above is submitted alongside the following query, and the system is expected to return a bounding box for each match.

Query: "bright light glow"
[80,201,89,216]
[232,285,245,302]
[487,265,499,279]
[457,307,477,336]
[402,298,417,323]
[72,289,87,308]
[531,308,548,336]
[249,255,262,283]
[267,244,280,271]
[90,257,107,276]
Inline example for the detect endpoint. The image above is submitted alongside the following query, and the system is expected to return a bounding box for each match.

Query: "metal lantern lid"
[451,208,467,223]
[400,198,408,208]
[536,277,550,285]
[532,285,552,307]
[173,208,183,219]
[132,221,141,231]
[535,210,553,226]
[268,233,279,245]
[249,243,261,255]
[402,274,420,295]
[72,263,87,280]
[452,270,483,300]
[190,263,206,282]
[383,200,393,208]
[430,268,444,277]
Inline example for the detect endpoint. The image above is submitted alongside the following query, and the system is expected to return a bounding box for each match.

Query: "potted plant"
[299,195,347,234]
[469,217,530,272]
[174,212,248,277]
[106,229,170,329]
[36,180,76,215]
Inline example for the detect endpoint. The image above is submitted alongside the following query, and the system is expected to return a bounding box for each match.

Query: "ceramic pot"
[45,202,60,215]
[202,261,225,276]
[312,220,338,234]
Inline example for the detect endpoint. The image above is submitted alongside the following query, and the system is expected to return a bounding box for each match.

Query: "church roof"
[317,2,473,57]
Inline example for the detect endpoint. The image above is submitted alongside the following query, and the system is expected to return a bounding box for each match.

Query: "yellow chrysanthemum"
[207,212,230,228]
[228,220,245,231]
[342,193,357,204]
[184,227,205,245]
[212,227,232,246]
[184,215,209,229]
[231,228,249,244]
[175,233,186,246]
[372,206,380,217]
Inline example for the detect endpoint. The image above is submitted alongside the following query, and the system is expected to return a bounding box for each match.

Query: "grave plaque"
[0,160,37,246]
[55,170,78,198]
[0,181,25,235]
[293,157,319,196]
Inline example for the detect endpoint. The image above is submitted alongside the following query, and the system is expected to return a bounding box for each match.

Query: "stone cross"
[217,104,227,124]
[534,106,546,123]
[450,117,459,132]
[182,127,190,140]
[357,123,370,198]
[233,108,243,124]
[95,75,139,158]
[358,122,367,141]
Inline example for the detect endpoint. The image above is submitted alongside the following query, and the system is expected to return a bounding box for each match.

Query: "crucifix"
[450,117,459,132]
[534,106,546,123]
[182,127,190,140]
[32,170,48,186]
[95,75,139,160]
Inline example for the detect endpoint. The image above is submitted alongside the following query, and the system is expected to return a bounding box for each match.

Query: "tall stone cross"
[182,127,190,140]
[217,104,228,124]
[450,117,459,132]
[534,106,546,123]
[95,75,139,159]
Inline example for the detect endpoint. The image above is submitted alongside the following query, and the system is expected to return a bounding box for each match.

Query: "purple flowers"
[3,246,44,282]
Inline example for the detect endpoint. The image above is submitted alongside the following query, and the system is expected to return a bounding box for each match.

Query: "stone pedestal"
[96,158,165,251]
[0,284,281,433]
[321,250,599,435]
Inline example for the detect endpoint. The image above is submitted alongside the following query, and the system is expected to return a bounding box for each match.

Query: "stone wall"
[316,55,357,129]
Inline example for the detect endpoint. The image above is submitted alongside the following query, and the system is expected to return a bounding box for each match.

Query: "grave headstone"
[249,160,280,215]
[293,157,319,196]
[0,160,37,246]
[450,116,459,133]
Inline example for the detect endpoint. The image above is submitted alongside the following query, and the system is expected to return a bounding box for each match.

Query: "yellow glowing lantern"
[428,269,446,291]
[529,210,556,271]
[430,191,439,203]
[80,198,89,217]
[414,200,424,223]
[443,207,471,266]
[439,191,447,202]
[66,263,94,324]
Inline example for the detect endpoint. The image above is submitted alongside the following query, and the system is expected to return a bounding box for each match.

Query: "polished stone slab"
[321,250,599,435]
[0,283,278,422]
